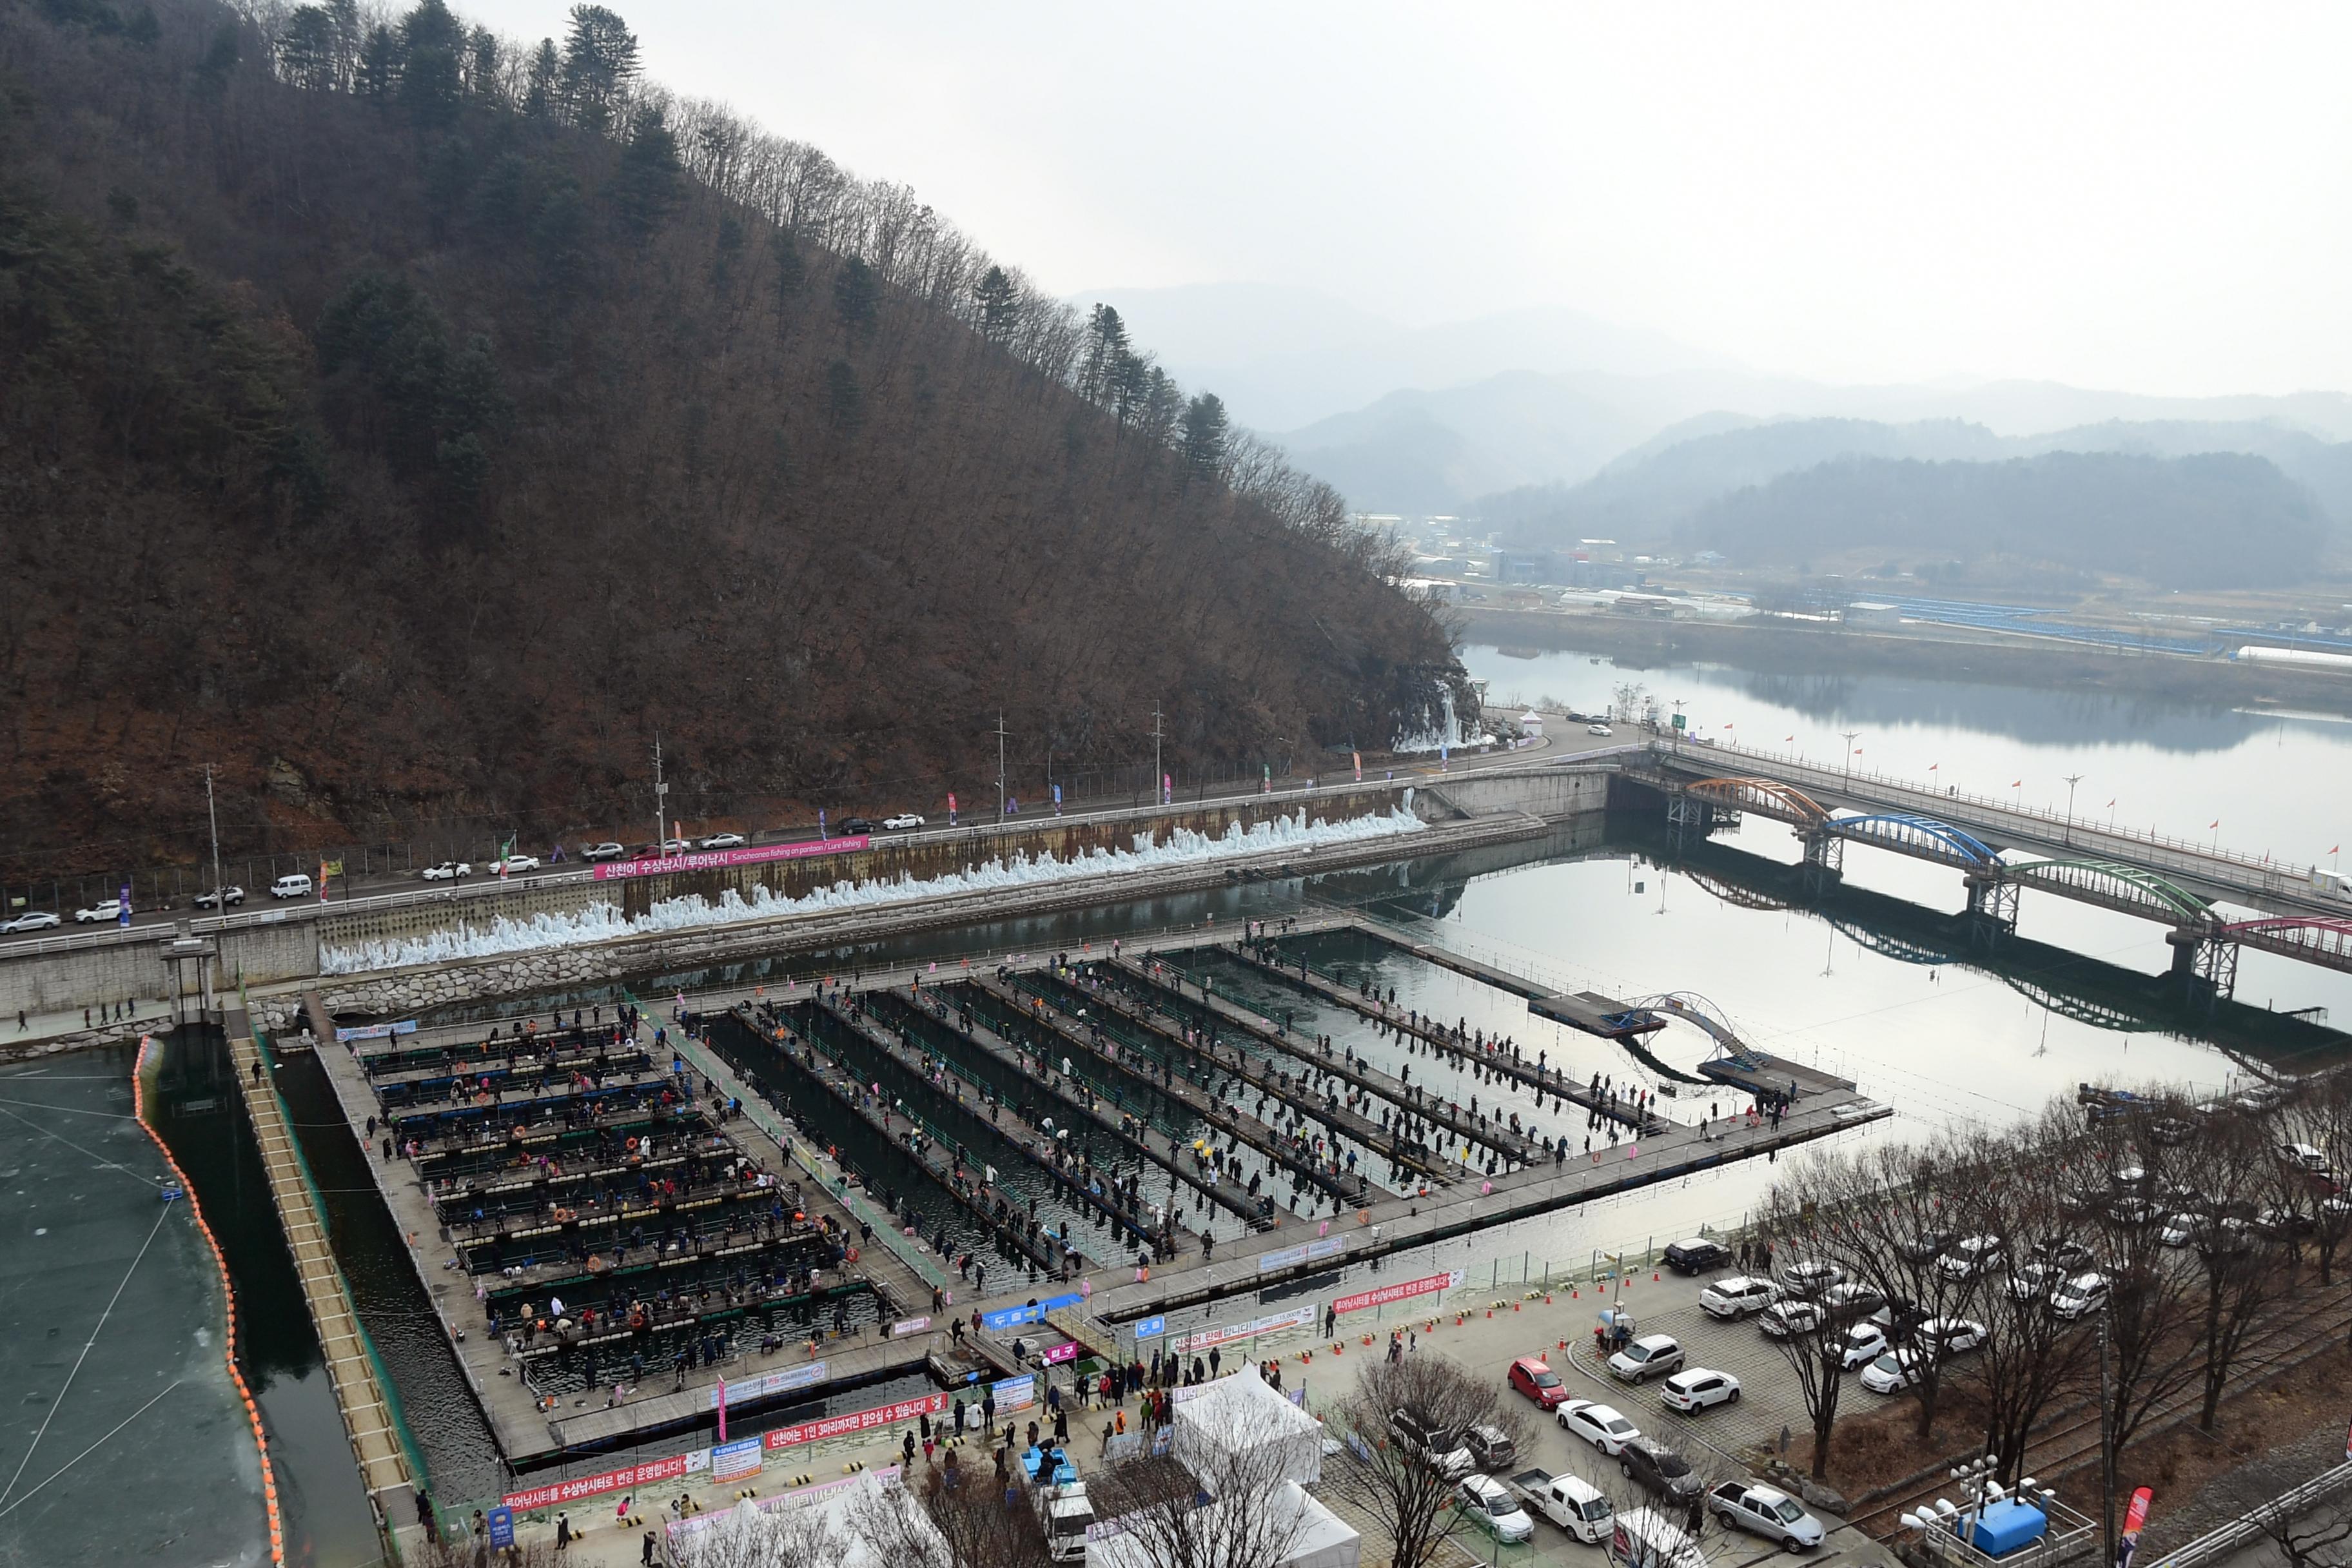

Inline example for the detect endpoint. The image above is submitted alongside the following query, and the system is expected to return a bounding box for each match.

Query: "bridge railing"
[1645,739,2320,891]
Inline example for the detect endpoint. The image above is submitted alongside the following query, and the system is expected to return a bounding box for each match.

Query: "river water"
[144,640,2352,1529]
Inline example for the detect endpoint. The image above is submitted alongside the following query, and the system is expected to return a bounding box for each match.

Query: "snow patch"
[322,807,1427,975]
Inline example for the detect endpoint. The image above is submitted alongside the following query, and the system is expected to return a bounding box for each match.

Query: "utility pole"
[2097,1300,2117,1568]
[1839,730,1861,786]
[204,765,224,914]
[2063,772,2086,847]
[651,734,669,858]
[994,714,1010,822]
[1152,701,1165,808]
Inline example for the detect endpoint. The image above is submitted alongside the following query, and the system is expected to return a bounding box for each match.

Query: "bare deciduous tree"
[1092,1396,1312,1568]
[1322,1354,1506,1568]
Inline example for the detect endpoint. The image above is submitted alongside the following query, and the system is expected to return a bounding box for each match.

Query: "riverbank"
[1462,608,2352,716]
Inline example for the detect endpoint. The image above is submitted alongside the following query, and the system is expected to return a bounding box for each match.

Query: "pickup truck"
[1709,1480,1825,1550]
[1507,1469,1614,1544]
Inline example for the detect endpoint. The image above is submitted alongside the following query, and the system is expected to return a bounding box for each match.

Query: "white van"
[270,873,313,899]
[1611,1506,1708,1568]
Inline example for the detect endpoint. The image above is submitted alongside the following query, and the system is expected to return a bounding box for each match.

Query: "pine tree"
[522,38,558,118]
[559,4,640,133]
[611,104,681,235]
[973,266,1021,346]
[1179,393,1229,489]
[279,6,340,92]
[357,24,398,102]
[1077,304,1128,407]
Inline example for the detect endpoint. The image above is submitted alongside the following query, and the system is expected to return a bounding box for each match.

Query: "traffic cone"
[1514,1302,1522,1311]
[1653,1271,1660,1282]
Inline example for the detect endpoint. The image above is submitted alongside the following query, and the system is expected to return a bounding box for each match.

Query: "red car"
[1508,1356,1569,1408]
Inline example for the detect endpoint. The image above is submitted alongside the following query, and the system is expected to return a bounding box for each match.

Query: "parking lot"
[1331,1260,1904,1568]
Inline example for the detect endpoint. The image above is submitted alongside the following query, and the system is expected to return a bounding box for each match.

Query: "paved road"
[3,720,1630,957]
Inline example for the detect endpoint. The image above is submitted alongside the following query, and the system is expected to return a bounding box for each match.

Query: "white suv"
[1699,1275,1778,1319]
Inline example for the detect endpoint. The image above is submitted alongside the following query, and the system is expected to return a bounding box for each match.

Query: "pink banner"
[593,836,871,881]
[763,1391,946,1451]
[1041,1342,1078,1365]
[1331,1269,1466,1317]
[503,1454,689,1513]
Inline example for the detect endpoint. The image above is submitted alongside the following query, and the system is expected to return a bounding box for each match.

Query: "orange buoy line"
[133,1035,286,1566]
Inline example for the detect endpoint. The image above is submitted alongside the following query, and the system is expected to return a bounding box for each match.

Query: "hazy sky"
[466,1,2351,397]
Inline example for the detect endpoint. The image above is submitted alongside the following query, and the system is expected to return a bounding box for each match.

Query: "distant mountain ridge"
[1482,415,2352,545]
[1687,452,2327,589]
[1267,364,2352,517]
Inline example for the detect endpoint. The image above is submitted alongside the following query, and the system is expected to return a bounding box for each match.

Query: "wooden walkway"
[230,1012,416,1524]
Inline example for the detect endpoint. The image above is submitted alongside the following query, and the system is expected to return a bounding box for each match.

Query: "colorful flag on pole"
[1352,751,1362,783]
[1162,772,1172,806]
[948,792,957,826]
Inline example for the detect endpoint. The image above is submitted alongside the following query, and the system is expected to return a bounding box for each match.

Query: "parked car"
[1916,1317,1989,1356]
[1838,1322,1890,1370]
[1710,1481,1826,1551]
[1860,1346,1929,1395]
[1779,1259,1844,1295]
[2,910,62,933]
[1658,1368,1740,1413]
[2149,1116,2194,1146]
[1759,1300,1825,1338]
[660,838,692,854]
[581,842,627,861]
[270,874,312,899]
[2031,1236,2096,1271]
[74,899,125,923]
[2281,1143,2333,1177]
[1558,1399,1642,1456]
[1507,1357,1571,1408]
[2157,1212,2198,1248]
[1661,1237,1732,1275]
[420,861,472,881]
[1586,723,1613,736]
[487,854,540,874]
[1617,1439,1702,1505]
[1868,1295,1930,1340]
[193,885,246,908]
[1699,1275,1778,1319]
[1391,1409,1475,1479]
[698,832,748,849]
[1939,1233,2006,1279]
[1819,1280,1885,1317]
[837,817,877,836]
[2006,1262,2061,1302]
[1462,1424,1517,1473]
[882,814,926,830]
[2050,1272,2112,1320]
[1609,1334,1685,1384]
[1898,1231,1955,1262]
[1455,1475,1534,1544]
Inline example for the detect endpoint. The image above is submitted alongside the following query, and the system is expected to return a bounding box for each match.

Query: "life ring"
[627,1136,639,1151]
[845,1247,859,1262]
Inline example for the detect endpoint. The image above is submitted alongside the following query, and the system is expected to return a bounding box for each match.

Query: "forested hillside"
[1685,453,2326,588]
[0,0,1467,872]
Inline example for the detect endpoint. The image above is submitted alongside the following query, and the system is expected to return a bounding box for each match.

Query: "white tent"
[1089,1482,1359,1568]
[1171,1369,1323,1484]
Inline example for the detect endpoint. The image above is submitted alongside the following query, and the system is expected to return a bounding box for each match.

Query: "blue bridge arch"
[1826,812,2001,869]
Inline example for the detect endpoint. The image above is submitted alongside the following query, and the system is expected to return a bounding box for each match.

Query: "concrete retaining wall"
[3,766,1618,1028]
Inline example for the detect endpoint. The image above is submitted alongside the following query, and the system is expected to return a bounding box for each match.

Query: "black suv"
[1663,1238,1732,1275]
[1618,1438,1702,1504]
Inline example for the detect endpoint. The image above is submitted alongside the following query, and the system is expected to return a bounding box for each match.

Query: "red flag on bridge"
[2210,819,2220,829]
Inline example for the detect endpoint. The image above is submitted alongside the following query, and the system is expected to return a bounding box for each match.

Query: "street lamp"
[2063,772,2085,847]
[1839,731,1861,786]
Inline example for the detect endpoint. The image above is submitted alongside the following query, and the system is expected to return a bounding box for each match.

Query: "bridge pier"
[1800,830,1843,896]
[2166,926,2237,1005]
[1965,873,2017,948]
